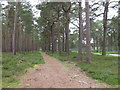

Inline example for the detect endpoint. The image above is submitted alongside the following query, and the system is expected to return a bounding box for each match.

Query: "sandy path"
[19,52,109,88]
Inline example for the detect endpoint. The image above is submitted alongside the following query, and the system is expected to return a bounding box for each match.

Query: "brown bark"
[62,28,65,52]
[57,12,61,54]
[5,27,8,52]
[62,3,71,55]
[16,18,19,52]
[19,18,22,52]
[51,22,55,53]
[2,24,5,52]
[3,10,9,52]
[85,0,91,62]
[54,35,57,52]
[12,1,18,55]
[48,32,51,51]
[65,16,70,55]
[102,0,109,55]
[78,2,83,62]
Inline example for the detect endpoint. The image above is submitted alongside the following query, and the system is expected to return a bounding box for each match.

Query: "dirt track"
[19,52,109,88]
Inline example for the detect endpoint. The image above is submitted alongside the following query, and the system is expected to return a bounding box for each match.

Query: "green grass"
[2,51,45,88]
[47,51,119,86]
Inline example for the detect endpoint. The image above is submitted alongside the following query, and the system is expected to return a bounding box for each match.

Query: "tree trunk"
[16,19,19,52]
[48,32,51,51]
[2,24,5,52]
[102,0,109,55]
[4,10,9,52]
[65,13,70,55]
[19,18,22,52]
[5,27,8,52]
[57,13,61,54]
[62,3,71,55]
[54,35,57,52]
[51,22,55,53]
[62,28,65,52]
[78,2,83,62]
[12,1,18,55]
[118,1,120,51]
[85,0,91,62]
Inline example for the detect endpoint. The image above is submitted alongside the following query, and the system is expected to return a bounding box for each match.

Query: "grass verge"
[47,51,119,86]
[2,51,45,88]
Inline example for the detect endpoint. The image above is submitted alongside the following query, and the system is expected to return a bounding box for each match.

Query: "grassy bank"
[47,51,119,86]
[2,51,45,88]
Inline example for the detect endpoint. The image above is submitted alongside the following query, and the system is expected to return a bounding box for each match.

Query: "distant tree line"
[2,2,40,55]
[36,0,118,62]
[1,0,118,63]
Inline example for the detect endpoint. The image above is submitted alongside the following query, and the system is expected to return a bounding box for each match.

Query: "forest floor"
[18,52,110,88]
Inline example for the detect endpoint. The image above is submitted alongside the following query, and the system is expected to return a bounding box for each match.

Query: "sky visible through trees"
[27,0,118,35]
[1,0,118,27]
